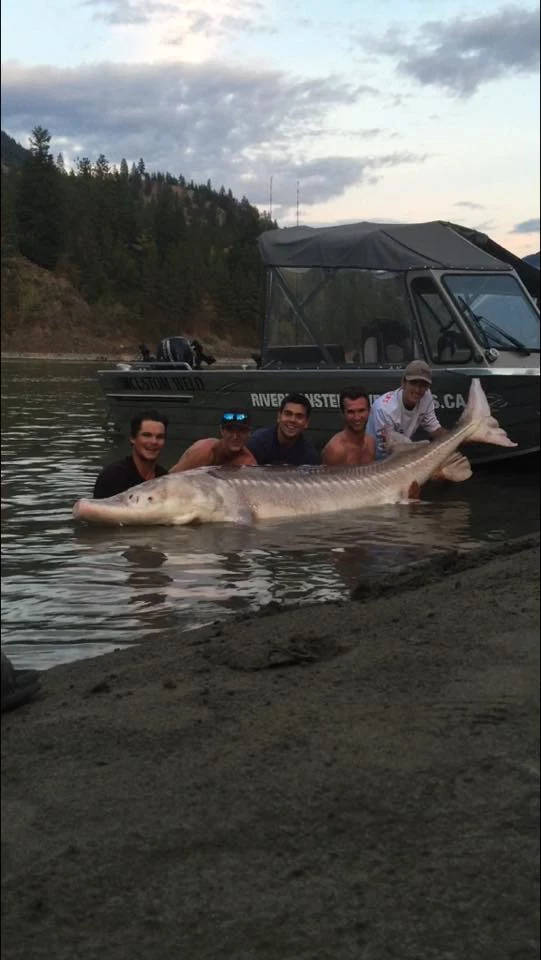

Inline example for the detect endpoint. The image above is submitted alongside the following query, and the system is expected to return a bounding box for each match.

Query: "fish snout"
[73,498,89,520]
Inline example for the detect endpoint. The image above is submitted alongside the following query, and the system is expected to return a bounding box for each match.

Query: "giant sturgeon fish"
[73,379,516,526]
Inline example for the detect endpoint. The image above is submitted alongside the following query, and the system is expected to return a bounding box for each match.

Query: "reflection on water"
[1,360,539,670]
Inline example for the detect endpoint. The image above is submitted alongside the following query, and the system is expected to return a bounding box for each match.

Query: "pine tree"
[76,157,92,178]
[94,154,110,179]
[15,126,65,269]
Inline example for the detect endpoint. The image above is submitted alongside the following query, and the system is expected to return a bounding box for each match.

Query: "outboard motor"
[191,339,216,370]
[156,337,195,365]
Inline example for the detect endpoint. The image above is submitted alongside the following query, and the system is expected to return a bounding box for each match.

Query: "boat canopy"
[258,219,540,367]
[258,220,537,291]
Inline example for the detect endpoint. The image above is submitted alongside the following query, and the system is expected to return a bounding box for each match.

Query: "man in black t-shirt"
[247,393,320,466]
[93,411,168,499]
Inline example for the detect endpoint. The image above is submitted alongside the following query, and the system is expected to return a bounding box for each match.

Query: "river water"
[1,359,539,671]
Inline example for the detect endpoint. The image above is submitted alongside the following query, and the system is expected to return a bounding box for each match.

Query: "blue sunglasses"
[222,412,249,423]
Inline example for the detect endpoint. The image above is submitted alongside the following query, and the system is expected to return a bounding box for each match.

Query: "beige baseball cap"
[403,360,432,384]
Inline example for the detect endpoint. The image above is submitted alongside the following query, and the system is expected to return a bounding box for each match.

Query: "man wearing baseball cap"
[366,361,448,460]
[169,409,257,471]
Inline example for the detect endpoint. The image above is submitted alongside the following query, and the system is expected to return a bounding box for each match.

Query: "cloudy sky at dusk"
[2,0,539,255]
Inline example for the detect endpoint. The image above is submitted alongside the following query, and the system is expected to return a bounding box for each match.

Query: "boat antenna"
[269,175,273,221]
[296,179,300,226]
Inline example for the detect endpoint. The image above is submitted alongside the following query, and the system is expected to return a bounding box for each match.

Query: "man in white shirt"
[367,360,448,460]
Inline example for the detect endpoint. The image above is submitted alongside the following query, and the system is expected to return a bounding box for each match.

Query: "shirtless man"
[169,409,257,472]
[321,388,376,466]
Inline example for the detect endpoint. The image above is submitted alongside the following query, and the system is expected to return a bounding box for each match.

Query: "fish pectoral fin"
[437,452,473,483]
[405,480,421,500]
[230,506,255,525]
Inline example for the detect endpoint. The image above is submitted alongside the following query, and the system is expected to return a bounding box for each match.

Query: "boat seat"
[362,334,407,364]
[363,336,378,363]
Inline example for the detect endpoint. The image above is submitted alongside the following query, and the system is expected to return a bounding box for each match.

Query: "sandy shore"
[2,536,539,960]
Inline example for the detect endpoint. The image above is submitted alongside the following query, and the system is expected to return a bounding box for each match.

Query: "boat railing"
[116,361,194,371]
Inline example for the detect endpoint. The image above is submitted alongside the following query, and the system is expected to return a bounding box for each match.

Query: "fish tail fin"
[439,452,472,482]
[458,378,517,448]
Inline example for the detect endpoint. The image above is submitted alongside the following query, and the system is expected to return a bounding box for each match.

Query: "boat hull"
[98,365,540,465]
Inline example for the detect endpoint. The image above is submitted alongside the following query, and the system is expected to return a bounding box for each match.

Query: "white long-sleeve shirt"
[366,387,442,460]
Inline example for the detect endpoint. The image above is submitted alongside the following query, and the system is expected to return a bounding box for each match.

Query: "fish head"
[73,472,225,526]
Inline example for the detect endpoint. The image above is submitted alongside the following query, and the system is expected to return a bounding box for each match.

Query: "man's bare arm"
[321,436,344,466]
[169,439,217,473]
[365,434,376,461]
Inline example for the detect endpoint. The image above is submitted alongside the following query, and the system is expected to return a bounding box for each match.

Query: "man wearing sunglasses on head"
[169,410,257,472]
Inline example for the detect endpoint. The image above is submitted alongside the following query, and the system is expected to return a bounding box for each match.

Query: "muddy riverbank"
[1,537,539,960]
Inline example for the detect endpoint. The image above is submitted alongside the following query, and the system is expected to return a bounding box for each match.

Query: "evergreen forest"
[1,127,276,352]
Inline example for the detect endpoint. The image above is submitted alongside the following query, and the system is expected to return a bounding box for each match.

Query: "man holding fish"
[75,378,516,526]
[366,361,449,460]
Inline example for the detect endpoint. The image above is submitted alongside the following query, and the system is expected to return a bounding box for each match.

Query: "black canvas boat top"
[258,220,540,300]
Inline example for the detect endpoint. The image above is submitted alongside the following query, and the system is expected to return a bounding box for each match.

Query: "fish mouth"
[73,499,123,526]
[72,497,205,527]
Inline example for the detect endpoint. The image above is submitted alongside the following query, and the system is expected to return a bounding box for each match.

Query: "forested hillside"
[1,131,30,170]
[1,126,275,355]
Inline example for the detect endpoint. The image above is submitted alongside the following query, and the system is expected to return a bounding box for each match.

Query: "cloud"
[1,61,426,211]
[257,152,428,211]
[82,0,274,48]
[512,218,540,233]
[163,7,276,46]
[83,0,178,25]
[453,201,486,210]
[365,5,540,96]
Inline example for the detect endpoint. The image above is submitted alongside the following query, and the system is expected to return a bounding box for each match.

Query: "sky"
[1,0,540,255]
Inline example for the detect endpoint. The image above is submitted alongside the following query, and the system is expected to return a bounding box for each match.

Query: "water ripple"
[1,359,539,671]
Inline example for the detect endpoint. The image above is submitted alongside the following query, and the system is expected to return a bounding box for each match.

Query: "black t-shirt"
[93,456,167,499]
[247,426,320,466]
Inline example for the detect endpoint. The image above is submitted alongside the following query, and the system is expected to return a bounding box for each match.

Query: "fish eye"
[147,496,153,502]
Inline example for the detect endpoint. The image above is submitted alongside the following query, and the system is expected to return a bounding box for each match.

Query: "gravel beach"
[2,536,539,960]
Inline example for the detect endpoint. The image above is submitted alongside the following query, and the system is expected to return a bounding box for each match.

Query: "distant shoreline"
[1,351,255,365]
[1,352,117,362]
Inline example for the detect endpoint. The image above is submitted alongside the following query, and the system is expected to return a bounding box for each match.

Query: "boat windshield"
[265,267,416,365]
[442,273,540,353]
